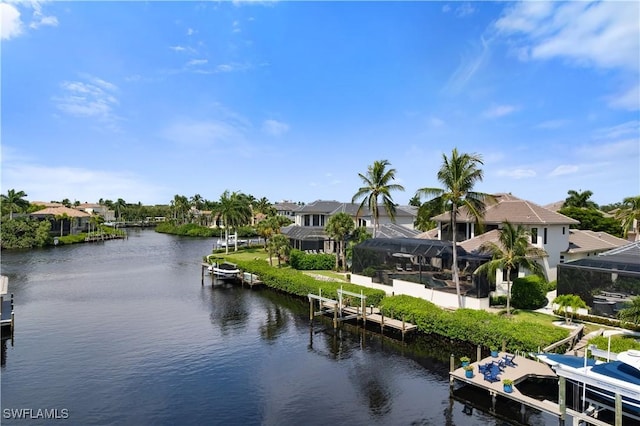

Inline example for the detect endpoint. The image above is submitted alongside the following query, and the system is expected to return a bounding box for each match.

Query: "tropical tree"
[352,159,405,238]
[269,234,291,267]
[618,297,640,325]
[190,194,204,211]
[616,196,640,241]
[171,195,189,224]
[216,190,252,254]
[553,294,588,325]
[564,189,598,209]
[475,221,547,316]
[114,198,127,221]
[346,226,372,265]
[325,212,355,271]
[1,189,29,219]
[415,148,494,308]
[54,212,70,237]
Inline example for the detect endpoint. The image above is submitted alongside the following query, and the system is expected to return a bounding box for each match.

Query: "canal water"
[0,230,554,425]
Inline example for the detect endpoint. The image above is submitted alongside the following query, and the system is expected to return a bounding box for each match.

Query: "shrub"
[362,267,377,277]
[289,249,335,270]
[490,295,507,306]
[511,275,548,310]
[546,280,557,292]
[588,335,640,354]
[229,258,386,305]
[378,294,569,353]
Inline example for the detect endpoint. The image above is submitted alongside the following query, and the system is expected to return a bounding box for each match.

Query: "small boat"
[207,262,240,280]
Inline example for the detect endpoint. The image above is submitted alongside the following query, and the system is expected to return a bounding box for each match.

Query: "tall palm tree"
[352,159,405,238]
[171,195,189,224]
[475,221,547,316]
[325,212,355,271]
[553,294,587,325]
[114,198,127,222]
[216,190,252,254]
[616,196,640,241]
[415,148,494,308]
[1,189,29,219]
[269,234,291,268]
[564,189,598,209]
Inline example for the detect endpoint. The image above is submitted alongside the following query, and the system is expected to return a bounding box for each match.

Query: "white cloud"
[29,2,58,30]
[548,165,579,177]
[535,119,569,129]
[456,3,475,18]
[232,20,241,33]
[444,36,491,94]
[496,168,536,179]
[262,119,289,137]
[593,120,639,140]
[428,116,445,128]
[1,3,23,39]
[2,162,166,205]
[53,76,121,128]
[578,139,639,160]
[187,28,195,36]
[483,104,518,118]
[442,4,451,14]
[186,59,208,67]
[495,2,639,71]
[215,62,252,73]
[608,83,640,111]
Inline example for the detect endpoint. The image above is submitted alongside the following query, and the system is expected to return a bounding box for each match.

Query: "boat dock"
[1,276,15,341]
[308,288,417,338]
[450,352,616,426]
[200,263,264,288]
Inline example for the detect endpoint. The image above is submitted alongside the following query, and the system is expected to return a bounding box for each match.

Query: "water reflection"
[259,305,288,342]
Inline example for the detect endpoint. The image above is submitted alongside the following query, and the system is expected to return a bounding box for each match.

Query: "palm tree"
[114,198,127,221]
[564,189,598,209]
[616,196,640,241]
[475,221,547,316]
[553,294,588,325]
[325,212,355,271]
[54,212,70,237]
[216,190,252,254]
[269,234,291,268]
[415,148,494,308]
[1,189,29,219]
[352,159,405,238]
[618,296,640,325]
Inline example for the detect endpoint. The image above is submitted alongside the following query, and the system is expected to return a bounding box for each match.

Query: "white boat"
[207,262,240,280]
[215,236,247,248]
[536,350,640,421]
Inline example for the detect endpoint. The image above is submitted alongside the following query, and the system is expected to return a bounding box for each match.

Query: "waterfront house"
[281,200,418,252]
[29,206,91,236]
[75,203,116,222]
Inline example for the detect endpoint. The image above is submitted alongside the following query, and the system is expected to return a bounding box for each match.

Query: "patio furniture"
[503,353,517,367]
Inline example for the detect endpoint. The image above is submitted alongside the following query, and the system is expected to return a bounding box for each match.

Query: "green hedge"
[156,222,217,237]
[554,310,640,332]
[379,295,569,353]
[289,249,335,270]
[230,259,386,305]
[512,275,548,310]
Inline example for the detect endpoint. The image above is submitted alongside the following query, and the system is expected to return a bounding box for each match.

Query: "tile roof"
[297,200,344,213]
[566,230,630,254]
[431,193,579,225]
[29,206,91,218]
[415,228,439,239]
[273,202,300,211]
[375,223,421,239]
[458,229,502,252]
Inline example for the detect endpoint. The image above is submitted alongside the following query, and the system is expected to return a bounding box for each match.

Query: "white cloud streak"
[53,76,121,129]
[483,104,518,118]
[262,119,289,137]
[1,3,24,39]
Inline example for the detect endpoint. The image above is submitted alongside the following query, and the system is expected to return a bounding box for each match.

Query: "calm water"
[0,230,552,425]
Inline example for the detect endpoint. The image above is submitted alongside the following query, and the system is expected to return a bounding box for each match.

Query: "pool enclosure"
[351,238,491,298]
[557,242,640,318]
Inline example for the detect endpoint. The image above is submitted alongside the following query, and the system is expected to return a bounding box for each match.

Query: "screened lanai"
[351,238,491,298]
[557,242,640,318]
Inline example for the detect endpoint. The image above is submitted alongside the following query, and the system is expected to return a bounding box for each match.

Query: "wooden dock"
[450,352,616,426]
[308,289,417,338]
[1,276,14,341]
[240,272,263,288]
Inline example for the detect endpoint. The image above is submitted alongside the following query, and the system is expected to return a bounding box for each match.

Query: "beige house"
[75,203,116,222]
[29,206,91,236]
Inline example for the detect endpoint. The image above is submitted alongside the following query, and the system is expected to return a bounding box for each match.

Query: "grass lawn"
[509,310,562,327]
[213,247,270,262]
[302,270,349,282]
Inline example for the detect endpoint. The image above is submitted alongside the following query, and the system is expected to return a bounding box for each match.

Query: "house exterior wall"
[378,214,414,229]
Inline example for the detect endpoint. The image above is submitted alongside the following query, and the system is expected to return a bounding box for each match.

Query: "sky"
[1,1,639,208]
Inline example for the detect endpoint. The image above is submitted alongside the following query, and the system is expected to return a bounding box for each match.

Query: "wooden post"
[309,298,314,322]
[450,353,455,372]
[477,345,482,363]
[558,376,566,426]
[333,303,338,329]
[201,264,205,285]
[502,339,506,353]
[615,393,622,426]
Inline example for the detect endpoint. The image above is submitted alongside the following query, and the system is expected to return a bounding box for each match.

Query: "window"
[562,226,565,235]
[502,267,518,282]
[304,215,310,226]
[531,228,538,244]
[543,228,548,245]
[560,255,565,264]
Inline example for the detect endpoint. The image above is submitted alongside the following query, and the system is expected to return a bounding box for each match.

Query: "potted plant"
[503,378,513,393]
[463,365,474,378]
[490,346,499,358]
[460,356,470,367]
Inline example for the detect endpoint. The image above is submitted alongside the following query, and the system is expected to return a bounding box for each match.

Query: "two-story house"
[431,193,579,285]
[281,200,418,252]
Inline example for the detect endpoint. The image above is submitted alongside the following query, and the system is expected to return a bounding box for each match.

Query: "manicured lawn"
[303,270,349,282]
[215,247,270,262]
[509,310,562,326]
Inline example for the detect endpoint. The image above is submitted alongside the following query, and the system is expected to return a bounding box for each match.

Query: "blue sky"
[2,1,639,207]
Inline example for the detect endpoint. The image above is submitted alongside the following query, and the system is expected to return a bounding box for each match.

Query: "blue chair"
[483,365,501,383]
[503,353,517,367]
